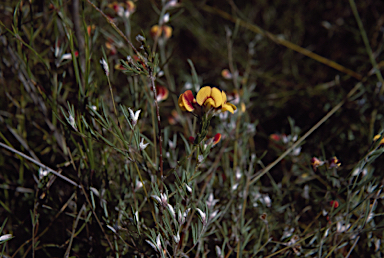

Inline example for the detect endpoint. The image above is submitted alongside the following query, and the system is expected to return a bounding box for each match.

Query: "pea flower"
[178,86,236,145]
[178,90,196,112]
[196,86,223,109]
[311,157,323,171]
[328,156,341,168]
[373,134,384,145]
[330,200,339,208]
[178,86,237,114]
[108,1,136,18]
[156,85,169,102]
[128,107,141,127]
[150,25,173,39]
[221,68,232,79]
[213,133,221,145]
[100,58,109,77]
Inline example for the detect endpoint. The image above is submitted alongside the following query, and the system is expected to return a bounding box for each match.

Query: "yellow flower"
[150,25,173,39]
[196,86,223,109]
[374,134,384,145]
[179,86,236,114]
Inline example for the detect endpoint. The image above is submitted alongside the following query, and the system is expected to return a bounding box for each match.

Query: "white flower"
[196,208,206,225]
[302,185,310,200]
[145,239,158,252]
[145,234,162,252]
[336,221,350,233]
[209,210,219,220]
[134,211,139,223]
[135,180,143,191]
[61,53,72,60]
[90,187,100,197]
[198,155,204,163]
[136,35,145,42]
[139,138,149,150]
[107,225,116,233]
[282,135,289,144]
[163,13,170,23]
[352,168,367,177]
[100,58,109,76]
[68,114,77,131]
[0,234,12,242]
[323,228,329,238]
[160,193,168,205]
[178,208,190,225]
[262,194,272,207]
[292,146,301,156]
[39,167,49,179]
[168,139,176,149]
[173,232,180,243]
[215,245,222,258]
[167,203,175,218]
[128,108,141,127]
[151,195,161,204]
[156,234,162,250]
[152,193,168,207]
[206,193,219,209]
[235,167,242,180]
[185,184,192,193]
[165,0,178,8]
[281,227,295,240]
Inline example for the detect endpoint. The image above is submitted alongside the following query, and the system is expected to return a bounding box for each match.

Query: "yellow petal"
[204,98,215,109]
[182,91,195,112]
[221,90,227,104]
[221,103,235,114]
[196,86,212,106]
[163,25,173,39]
[211,87,222,107]
[150,25,161,38]
[228,103,237,111]
[178,94,186,111]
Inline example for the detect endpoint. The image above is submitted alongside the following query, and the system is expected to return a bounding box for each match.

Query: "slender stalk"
[349,0,384,88]
[149,72,164,191]
[0,142,80,188]
[202,5,363,80]
[106,76,118,117]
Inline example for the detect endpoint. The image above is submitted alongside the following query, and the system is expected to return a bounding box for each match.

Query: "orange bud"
[213,133,221,145]
[330,200,339,208]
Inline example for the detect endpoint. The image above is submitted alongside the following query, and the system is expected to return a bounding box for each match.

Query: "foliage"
[1,0,384,257]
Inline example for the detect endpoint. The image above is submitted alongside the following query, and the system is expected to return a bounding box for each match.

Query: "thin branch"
[202,5,363,80]
[349,0,384,89]
[0,142,80,188]
[65,204,86,258]
[149,72,164,190]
